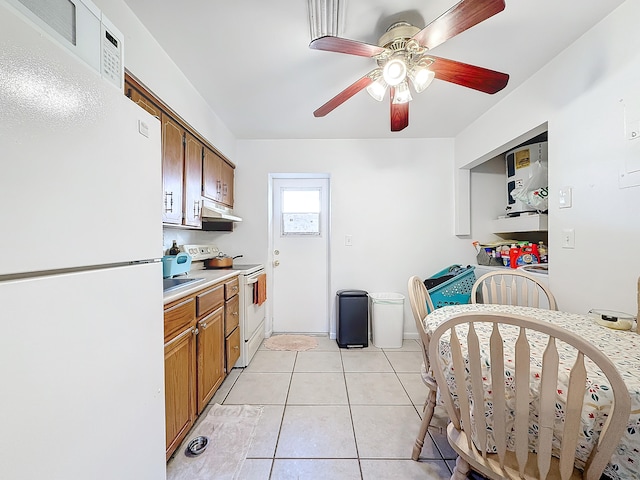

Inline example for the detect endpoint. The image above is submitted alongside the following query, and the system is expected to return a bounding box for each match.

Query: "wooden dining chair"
[471,270,558,310]
[429,311,631,480]
[407,275,445,461]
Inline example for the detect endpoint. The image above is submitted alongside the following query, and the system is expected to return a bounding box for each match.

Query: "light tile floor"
[182,337,459,479]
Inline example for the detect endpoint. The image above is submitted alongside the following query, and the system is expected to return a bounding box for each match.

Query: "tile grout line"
[339,346,365,479]
[267,350,297,479]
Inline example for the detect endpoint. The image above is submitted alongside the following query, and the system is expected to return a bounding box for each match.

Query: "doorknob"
[274,250,280,255]
[274,260,280,267]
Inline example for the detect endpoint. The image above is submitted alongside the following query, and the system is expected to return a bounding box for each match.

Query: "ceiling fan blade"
[313,74,374,117]
[390,88,409,132]
[429,55,509,94]
[412,0,505,50]
[310,35,387,58]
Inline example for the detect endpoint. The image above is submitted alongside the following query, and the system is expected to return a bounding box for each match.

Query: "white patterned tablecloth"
[423,304,640,480]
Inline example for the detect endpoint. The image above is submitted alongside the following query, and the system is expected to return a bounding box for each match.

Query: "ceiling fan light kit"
[366,73,387,102]
[309,0,510,132]
[382,57,407,86]
[392,81,413,104]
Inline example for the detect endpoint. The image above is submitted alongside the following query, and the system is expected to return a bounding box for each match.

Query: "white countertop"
[163,264,240,305]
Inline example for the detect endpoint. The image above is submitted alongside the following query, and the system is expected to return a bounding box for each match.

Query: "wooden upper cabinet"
[125,80,161,119]
[203,147,235,207]
[220,160,234,207]
[202,147,223,203]
[125,73,236,220]
[183,133,203,228]
[162,112,185,224]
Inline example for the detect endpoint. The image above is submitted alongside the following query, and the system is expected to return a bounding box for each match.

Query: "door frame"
[267,173,332,337]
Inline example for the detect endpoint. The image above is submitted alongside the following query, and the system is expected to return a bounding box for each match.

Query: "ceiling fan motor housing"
[378,22,420,50]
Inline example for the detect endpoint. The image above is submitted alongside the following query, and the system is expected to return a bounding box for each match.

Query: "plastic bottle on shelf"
[169,240,180,256]
[538,241,548,263]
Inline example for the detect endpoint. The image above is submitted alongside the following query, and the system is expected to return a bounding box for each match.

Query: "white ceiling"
[123,0,624,140]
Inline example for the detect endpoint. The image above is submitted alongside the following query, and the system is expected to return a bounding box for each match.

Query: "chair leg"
[450,455,470,480]
[411,388,437,461]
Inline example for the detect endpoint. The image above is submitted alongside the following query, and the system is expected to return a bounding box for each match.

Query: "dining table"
[423,303,640,480]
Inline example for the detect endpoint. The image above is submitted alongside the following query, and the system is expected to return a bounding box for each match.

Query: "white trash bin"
[369,292,404,348]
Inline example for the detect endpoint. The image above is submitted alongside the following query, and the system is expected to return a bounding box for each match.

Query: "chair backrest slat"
[509,275,518,305]
[489,323,507,467]
[514,327,530,477]
[538,336,560,479]
[467,322,487,457]
[449,327,474,450]
[560,352,587,480]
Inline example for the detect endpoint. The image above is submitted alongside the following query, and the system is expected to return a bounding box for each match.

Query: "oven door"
[243,272,266,340]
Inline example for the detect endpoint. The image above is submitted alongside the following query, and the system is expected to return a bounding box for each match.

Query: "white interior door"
[271,177,329,334]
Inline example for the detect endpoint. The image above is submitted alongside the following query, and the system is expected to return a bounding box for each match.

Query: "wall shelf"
[491,213,548,234]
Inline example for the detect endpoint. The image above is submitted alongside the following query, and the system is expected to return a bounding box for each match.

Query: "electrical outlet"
[561,228,575,248]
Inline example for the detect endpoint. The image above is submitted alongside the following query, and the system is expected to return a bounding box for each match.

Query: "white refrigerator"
[0,3,166,479]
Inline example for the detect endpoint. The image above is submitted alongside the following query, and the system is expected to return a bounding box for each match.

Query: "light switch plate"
[558,186,572,208]
[345,235,353,246]
[561,228,575,248]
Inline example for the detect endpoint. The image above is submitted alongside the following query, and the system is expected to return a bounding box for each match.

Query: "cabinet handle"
[193,327,199,336]
[216,180,222,195]
[193,200,200,217]
[164,191,173,213]
[165,326,195,347]
[232,312,238,316]
[223,183,228,196]
[201,322,207,328]
[234,345,239,350]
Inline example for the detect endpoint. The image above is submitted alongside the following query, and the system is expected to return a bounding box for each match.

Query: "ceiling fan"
[310,0,510,132]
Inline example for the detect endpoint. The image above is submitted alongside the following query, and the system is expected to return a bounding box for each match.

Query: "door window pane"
[281,188,321,236]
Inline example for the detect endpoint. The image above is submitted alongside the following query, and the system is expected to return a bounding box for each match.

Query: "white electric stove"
[182,245,265,367]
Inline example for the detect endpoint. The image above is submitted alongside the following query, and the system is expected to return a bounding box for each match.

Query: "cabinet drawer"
[224,277,239,300]
[164,297,196,343]
[225,326,240,371]
[225,295,240,336]
[196,284,224,317]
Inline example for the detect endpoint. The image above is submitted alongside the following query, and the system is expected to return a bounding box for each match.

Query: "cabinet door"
[220,160,234,207]
[164,326,196,460]
[196,306,225,413]
[162,112,185,224]
[183,133,203,227]
[226,326,241,371]
[202,147,222,202]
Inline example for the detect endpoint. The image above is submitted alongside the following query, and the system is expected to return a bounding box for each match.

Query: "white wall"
[93,0,236,160]
[233,138,472,338]
[456,0,640,314]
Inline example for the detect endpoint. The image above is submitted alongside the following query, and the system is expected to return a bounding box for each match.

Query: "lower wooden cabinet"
[196,306,225,412]
[164,326,196,460]
[163,277,237,460]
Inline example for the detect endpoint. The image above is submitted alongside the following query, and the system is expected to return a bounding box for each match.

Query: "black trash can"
[336,290,368,348]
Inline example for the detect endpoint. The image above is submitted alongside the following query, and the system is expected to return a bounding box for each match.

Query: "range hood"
[200,200,243,223]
